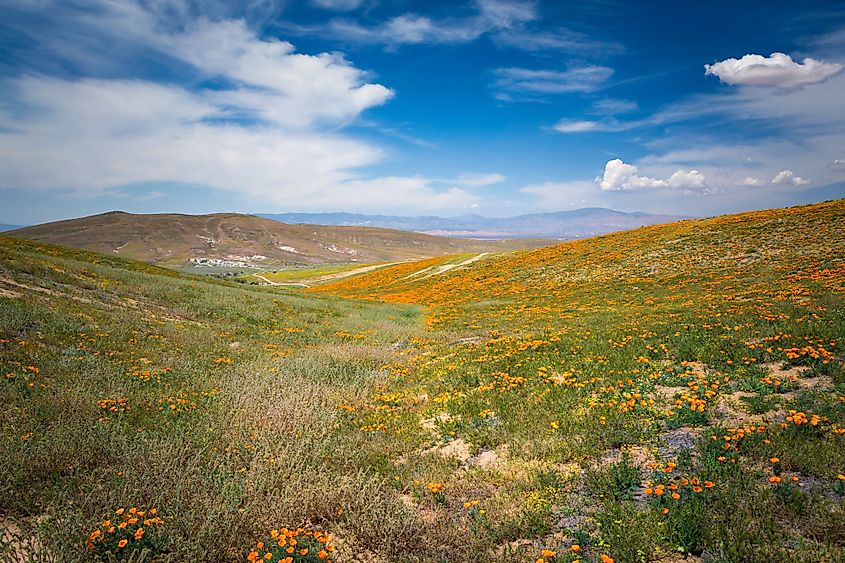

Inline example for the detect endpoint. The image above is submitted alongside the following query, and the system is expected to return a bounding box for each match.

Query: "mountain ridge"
[259,207,691,239]
[5,211,549,269]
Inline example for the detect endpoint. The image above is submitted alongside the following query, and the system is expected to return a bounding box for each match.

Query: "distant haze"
[261,208,690,239]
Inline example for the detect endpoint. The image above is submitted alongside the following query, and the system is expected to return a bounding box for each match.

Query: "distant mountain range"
[0,224,21,232]
[5,211,548,269]
[260,208,690,239]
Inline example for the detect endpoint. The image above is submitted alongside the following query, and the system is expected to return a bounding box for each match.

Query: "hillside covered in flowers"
[2,199,844,561]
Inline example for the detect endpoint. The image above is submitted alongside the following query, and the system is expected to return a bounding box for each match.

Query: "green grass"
[2,200,845,562]
[254,263,382,283]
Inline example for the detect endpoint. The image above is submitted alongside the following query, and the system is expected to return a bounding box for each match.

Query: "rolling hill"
[261,207,690,239]
[1,199,844,562]
[6,211,549,270]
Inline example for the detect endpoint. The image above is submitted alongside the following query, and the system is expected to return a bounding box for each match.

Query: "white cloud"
[450,173,507,187]
[0,75,483,213]
[493,26,623,55]
[598,159,639,191]
[495,66,613,94]
[0,9,486,214]
[705,52,843,89]
[326,0,536,46]
[591,98,638,115]
[667,169,706,190]
[166,19,393,129]
[597,159,706,192]
[553,120,602,133]
[310,0,363,11]
[771,170,809,186]
[736,177,764,187]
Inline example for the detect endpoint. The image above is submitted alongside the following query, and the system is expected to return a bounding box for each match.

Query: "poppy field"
[2,199,844,561]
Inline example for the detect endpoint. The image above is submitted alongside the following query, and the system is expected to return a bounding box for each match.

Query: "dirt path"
[253,261,409,288]
[312,261,409,284]
[402,253,491,280]
[252,274,309,288]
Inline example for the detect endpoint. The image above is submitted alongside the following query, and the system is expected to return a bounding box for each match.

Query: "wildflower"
[118,539,128,548]
[570,544,581,552]
[769,476,782,483]
[542,549,557,557]
[427,482,444,493]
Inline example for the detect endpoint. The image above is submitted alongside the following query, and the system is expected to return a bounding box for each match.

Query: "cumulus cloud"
[705,52,843,89]
[771,170,809,186]
[736,177,764,187]
[0,4,486,213]
[597,159,706,192]
[667,169,706,190]
[495,66,613,95]
[167,20,393,129]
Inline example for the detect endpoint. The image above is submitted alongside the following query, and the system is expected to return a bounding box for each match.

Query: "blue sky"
[1,0,844,224]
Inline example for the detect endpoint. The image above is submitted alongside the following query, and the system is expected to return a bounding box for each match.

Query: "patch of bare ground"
[0,517,53,562]
[652,385,688,415]
[659,427,702,459]
[423,437,506,470]
[600,444,655,468]
[428,437,472,463]
[759,361,808,380]
[713,392,771,426]
[420,412,451,433]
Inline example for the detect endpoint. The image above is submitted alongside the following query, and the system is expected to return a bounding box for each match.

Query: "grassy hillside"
[312,200,845,561]
[1,200,844,562]
[7,211,549,270]
[0,236,429,561]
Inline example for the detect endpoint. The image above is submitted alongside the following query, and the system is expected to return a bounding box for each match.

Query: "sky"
[1,0,844,225]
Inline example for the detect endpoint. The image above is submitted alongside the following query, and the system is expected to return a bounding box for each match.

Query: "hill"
[260,207,690,239]
[6,211,548,270]
[311,199,845,560]
[1,200,844,562]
